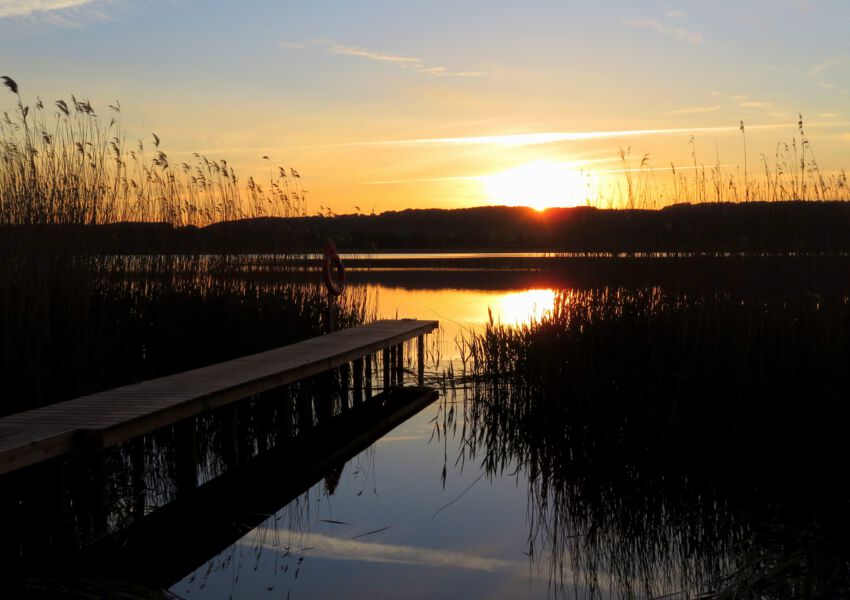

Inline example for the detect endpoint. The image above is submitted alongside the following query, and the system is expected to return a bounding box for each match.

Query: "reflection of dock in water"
[0,320,438,578]
[82,385,438,588]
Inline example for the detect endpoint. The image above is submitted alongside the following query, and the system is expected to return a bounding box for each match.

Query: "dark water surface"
[165,275,566,599]
[170,400,551,600]
[167,255,850,599]
[4,254,850,599]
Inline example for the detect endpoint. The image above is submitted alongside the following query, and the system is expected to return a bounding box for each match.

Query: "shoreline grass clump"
[460,284,850,598]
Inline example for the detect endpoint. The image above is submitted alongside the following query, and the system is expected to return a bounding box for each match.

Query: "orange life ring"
[322,241,345,296]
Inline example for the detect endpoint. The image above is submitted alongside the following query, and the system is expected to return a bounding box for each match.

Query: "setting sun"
[482,161,588,211]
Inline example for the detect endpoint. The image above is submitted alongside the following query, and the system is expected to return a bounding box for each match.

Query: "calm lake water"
[165,253,850,599]
[5,253,850,599]
[171,274,561,599]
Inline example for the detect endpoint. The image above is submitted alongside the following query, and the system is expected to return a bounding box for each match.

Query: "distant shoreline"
[3,201,850,255]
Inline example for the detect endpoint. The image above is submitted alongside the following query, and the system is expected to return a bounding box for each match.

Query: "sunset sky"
[2,0,849,214]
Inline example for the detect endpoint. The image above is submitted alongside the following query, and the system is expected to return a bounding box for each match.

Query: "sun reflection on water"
[492,289,556,324]
[371,285,557,362]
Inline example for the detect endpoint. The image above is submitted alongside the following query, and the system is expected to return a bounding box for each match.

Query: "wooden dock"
[0,319,438,477]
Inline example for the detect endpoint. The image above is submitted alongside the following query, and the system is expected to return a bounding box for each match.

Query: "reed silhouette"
[0,79,371,414]
[0,77,304,226]
[460,282,850,598]
[0,254,371,415]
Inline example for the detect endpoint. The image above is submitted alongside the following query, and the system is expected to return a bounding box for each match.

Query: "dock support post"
[220,404,239,470]
[353,358,364,405]
[281,388,293,438]
[89,450,109,537]
[174,418,198,495]
[297,383,314,434]
[339,363,351,413]
[365,354,373,400]
[236,401,253,464]
[316,370,334,423]
[129,437,146,519]
[383,348,391,391]
[29,459,69,552]
[418,335,425,387]
[395,343,404,385]
[257,393,275,453]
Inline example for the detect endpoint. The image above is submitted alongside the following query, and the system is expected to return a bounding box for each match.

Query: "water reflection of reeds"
[461,283,850,598]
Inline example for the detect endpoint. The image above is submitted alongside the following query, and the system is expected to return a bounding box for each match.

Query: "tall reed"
[0,253,372,415]
[577,116,849,210]
[1,77,304,226]
[460,282,850,598]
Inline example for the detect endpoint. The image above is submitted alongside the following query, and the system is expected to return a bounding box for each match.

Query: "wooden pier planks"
[0,319,438,476]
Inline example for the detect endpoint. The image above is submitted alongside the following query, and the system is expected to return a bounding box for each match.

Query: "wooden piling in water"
[353,358,364,405]
[236,401,253,464]
[418,335,425,386]
[90,450,109,537]
[219,404,239,470]
[339,362,351,412]
[365,353,373,399]
[129,437,146,519]
[383,348,391,390]
[395,343,404,385]
[297,384,314,435]
[174,419,198,495]
[280,389,293,438]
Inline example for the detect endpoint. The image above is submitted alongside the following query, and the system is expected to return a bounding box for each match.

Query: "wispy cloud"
[665,9,686,18]
[357,126,744,148]
[331,43,485,77]
[668,105,721,115]
[808,64,829,77]
[277,40,485,78]
[330,44,421,64]
[0,0,102,19]
[343,122,848,149]
[623,17,704,44]
[740,100,772,108]
[807,63,837,90]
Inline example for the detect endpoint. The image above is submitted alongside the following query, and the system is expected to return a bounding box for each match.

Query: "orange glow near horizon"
[482,161,589,211]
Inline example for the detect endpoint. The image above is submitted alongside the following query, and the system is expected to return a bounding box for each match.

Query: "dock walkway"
[0,319,438,476]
